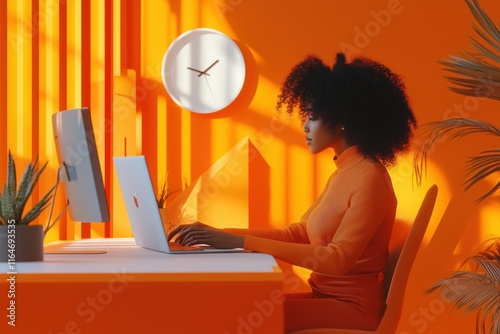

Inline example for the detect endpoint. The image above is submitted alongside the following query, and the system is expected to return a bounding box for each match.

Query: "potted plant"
[413,0,500,332]
[156,172,181,234]
[0,151,55,262]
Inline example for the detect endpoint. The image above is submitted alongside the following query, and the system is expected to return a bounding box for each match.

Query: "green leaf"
[6,151,17,205]
[19,185,54,225]
[1,183,16,222]
[0,192,3,224]
[20,199,51,225]
[13,157,37,221]
[1,151,55,226]
[17,159,51,223]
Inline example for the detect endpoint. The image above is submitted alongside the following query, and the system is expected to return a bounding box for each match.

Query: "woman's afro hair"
[276,53,417,166]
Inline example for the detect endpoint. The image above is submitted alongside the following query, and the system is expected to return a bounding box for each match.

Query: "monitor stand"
[44,249,107,254]
[43,166,108,255]
[43,249,107,254]
[44,241,108,254]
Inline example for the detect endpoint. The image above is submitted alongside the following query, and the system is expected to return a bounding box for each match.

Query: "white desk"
[1,238,284,334]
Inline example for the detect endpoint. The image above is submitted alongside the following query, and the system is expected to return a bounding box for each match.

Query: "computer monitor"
[51,107,109,224]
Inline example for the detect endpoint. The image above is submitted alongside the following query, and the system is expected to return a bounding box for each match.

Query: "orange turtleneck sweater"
[228,145,396,303]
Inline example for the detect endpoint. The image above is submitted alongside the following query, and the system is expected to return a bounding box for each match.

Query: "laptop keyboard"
[168,241,203,251]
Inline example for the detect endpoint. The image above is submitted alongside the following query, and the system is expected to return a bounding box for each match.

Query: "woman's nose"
[303,120,309,132]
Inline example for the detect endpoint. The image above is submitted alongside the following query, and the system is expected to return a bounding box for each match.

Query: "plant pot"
[159,208,178,235]
[0,225,44,262]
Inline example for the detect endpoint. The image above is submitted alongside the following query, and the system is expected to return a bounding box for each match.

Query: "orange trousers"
[284,292,385,332]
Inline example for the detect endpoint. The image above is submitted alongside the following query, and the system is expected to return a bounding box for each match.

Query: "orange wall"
[2,0,500,333]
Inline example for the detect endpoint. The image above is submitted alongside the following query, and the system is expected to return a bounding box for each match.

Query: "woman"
[168,53,416,331]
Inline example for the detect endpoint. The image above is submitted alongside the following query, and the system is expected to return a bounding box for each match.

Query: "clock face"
[161,28,246,114]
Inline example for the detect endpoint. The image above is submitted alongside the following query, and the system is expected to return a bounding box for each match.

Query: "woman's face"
[302,114,340,154]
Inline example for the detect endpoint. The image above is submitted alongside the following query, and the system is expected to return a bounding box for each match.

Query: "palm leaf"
[438,0,500,101]
[473,257,500,282]
[471,20,500,51]
[428,272,491,311]
[421,2,500,332]
[472,257,500,327]
[413,118,500,181]
[492,311,500,334]
[428,268,500,332]
[439,53,499,77]
[428,239,500,334]
[470,37,500,62]
[439,54,500,100]
[465,0,500,44]
[464,149,500,202]
[475,239,500,263]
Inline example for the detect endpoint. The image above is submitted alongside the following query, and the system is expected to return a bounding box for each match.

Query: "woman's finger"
[168,223,192,241]
[174,225,198,244]
[167,225,182,241]
[183,230,209,246]
[176,227,193,244]
[178,228,208,245]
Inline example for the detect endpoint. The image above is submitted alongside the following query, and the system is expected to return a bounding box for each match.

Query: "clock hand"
[198,60,219,77]
[187,67,210,76]
[203,75,217,104]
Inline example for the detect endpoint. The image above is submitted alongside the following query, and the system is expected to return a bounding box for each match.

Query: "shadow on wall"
[165,137,272,230]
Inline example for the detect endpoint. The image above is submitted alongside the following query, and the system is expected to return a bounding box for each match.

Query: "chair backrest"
[287,185,438,334]
[376,184,438,333]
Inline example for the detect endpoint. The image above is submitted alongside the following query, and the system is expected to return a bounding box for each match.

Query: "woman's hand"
[167,222,245,249]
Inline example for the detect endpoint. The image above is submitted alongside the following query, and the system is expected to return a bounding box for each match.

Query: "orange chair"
[290,184,438,334]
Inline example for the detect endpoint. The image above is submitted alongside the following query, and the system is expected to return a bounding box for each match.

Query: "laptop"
[113,156,244,254]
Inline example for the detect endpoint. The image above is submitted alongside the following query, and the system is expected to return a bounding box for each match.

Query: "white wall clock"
[161,28,246,114]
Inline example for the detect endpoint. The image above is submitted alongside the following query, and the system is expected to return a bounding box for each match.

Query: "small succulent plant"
[0,151,55,226]
[156,172,180,208]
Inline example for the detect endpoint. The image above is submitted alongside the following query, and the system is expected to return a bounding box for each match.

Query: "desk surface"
[11,238,281,282]
[1,238,284,333]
